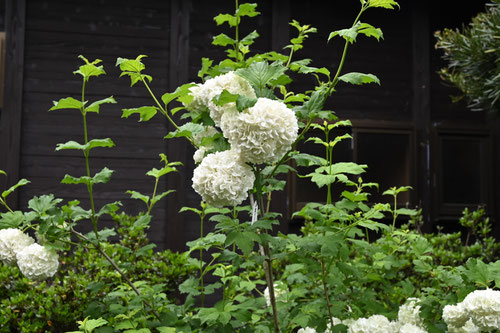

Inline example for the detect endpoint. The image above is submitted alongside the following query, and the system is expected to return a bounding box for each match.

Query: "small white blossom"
[192,149,255,207]
[0,228,35,265]
[187,72,256,126]
[399,298,424,328]
[193,147,207,164]
[298,327,317,333]
[399,323,427,333]
[443,303,469,329]
[447,319,480,333]
[264,281,288,307]
[220,97,298,164]
[347,315,392,333]
[16,243,59,280]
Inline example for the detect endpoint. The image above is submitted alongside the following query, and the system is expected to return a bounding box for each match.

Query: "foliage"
[435,1,500,114]
[0,212,196,333]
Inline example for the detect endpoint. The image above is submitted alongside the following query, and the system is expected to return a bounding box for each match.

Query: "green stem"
[235,0,240,62]
[263,241,280,333]
[0,198,13,213]
[327,6,366,96]
[147,178,159,215]
[320,258,335,331]
[199,210,205,307]
[392,194,397,232]
[81,79,99,240]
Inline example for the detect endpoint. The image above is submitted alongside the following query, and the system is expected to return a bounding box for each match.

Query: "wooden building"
[0,0,497,250]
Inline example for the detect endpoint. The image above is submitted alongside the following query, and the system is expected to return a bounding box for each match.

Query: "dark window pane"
[356,132,412,204]
[441,137,482,204]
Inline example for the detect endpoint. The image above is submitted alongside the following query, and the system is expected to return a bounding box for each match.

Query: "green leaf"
[77,317,108,332]
[86,138,115,151]
[0,211,25,228]
[329,162,367,175]
[164,123,204,140]
[241,30,260,45]
[339,72,380,85]
[74,56,106,81]
[150,190,176,206]
[213,33,235,47]
[292,153,327,167]
[49,97,83,111]
[156,328,176,333]
[236,3,260,17]
[86,96,117,113]
[134,215,152,229]
[127,190,150,204]
[61,174,91,185]
[213,90,239,106]
[236,61,286,91]
[236,95,258,111]
[93,167,114,184]
[0,170,5,176]
[328,24,359,43]
[55,140,86,151]
[367,0,400,9]
[116,55,151,86]
[136,243,156,257]
[198,58,213,79]
[2,178,30,199]
[358,22,384,41]
[309,173,337,188]
[96,201,121,218]
[293,88,327,119]
[395,208,417,216]
[214,13,237,27]
[122,106,158,122]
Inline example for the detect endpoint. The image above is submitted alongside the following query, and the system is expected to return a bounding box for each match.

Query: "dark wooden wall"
[0,0,497,250]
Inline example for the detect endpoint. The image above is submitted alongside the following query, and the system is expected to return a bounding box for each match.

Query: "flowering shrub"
[0,0,499,332]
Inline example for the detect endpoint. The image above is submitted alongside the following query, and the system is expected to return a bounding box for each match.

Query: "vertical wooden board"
[411,0,432,231]
[0,0,25,210]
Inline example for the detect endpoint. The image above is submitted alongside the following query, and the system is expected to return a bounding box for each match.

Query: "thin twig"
[71,229,162,322]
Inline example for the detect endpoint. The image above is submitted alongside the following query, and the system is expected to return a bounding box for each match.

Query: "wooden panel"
[0,0,25,209]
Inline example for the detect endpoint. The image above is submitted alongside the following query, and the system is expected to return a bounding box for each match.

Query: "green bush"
[0,212,196,333]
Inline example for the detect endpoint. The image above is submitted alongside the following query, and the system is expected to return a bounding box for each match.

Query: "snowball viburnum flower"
[297,327,317,333]
[220,97,298,164]
[263,280,288,307]
[16,243,59,280]
[186,72,256,126]
[0,228,35,265]
[398,298,424,328]
[461,289,500,331]
[347,315,392,333]
[192,149,255,207]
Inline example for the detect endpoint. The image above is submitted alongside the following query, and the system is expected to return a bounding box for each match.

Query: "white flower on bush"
[187,72,256,126]
[347,315,393,333]
[325,317,343,332]
[298,327,317,333]
[443,303,469,329]
[462,289,500,331]
[0,228,35,265]
[192,149,255,207]
[264,280,288,307]
[220,97,298,164]
[399,323,428,333]
[16,243,59,280]
[443,289,500,332]
[192,126,221,163]
[399,298,424,328]
[447,319,480,333]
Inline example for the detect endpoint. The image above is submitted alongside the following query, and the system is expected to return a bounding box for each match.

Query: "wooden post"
[411,0,432,232]
[166,0,191,251]
[0,0,26,210]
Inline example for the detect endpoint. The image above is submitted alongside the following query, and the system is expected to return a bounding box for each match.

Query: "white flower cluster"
[301,298,427,333]
[0,228,59,280]
[443,289,500,332]
[189,71,299,207]
[0,228,35,265]
[186,71,256,126]
[221,97,298,164]
[192,149,255,208]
